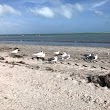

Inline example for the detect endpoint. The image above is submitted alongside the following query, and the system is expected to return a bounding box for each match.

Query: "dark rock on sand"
[11,54,24,58]
[13,47,19,50]
[17,61,25,64]
[5,61,8,63]
[0,56,5,60]
[75,64,79,66]
[105,74,110,88]
[87,73,110,88]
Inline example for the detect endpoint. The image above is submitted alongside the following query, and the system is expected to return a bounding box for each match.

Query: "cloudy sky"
[0,0,110,34]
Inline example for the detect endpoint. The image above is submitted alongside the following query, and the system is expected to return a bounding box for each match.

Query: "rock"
[17,61,25,64]
[87,73,110,88]
[64,78,68,80]
[75,64,79,66]
[83,65,88,67]
[5,61,8,63]
[4,97,8,100]
[0,57,5,60]
[87,75,99,83]
[98,75,106,87]
[67,62,71,65]
[12,54,23,58]
[105,74,110,88]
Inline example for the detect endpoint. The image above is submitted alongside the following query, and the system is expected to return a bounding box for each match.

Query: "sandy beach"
[0,44,110,110]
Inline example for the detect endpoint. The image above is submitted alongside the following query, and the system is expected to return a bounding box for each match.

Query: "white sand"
[0,44,110,110]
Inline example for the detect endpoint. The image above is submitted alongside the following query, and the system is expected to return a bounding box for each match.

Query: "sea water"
[0,33,110,47]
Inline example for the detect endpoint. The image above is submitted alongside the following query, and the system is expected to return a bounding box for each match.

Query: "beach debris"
[86,73,110,88]
[48,56,58,63]
[32,51,45,61]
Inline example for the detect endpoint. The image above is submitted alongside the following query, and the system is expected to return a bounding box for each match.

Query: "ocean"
[0,33,110,47]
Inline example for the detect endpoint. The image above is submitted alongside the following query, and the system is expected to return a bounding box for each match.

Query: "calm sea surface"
[0,33,110,47]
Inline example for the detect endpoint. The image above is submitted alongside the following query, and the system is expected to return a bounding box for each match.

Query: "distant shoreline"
[0,40,110,48]
[0,33,110,48]
[0,42,110,48]
[0,32,110,36]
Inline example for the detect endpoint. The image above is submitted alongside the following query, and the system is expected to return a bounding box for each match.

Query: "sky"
[0,0,110,34]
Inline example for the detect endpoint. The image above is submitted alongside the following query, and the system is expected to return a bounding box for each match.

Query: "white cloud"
[89,0,109,17]
[74,3,83,12]
[59,4,73,19]
[55,3,83,19]
[94,10,104,16]
[30,3,83,19]
[92,0,108,8]
[30,6,54,18]
[0,4,21,16]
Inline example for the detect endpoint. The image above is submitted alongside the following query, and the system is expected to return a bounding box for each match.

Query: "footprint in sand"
[103,102,110,109]
[101,67,108,70]
[67,62,71,65]
[26,65,40,70]
[80,94,92,103]
[82,65,88,67]
[45,67,55,72]
[91,66,96,68]
[93,98,108,108]
[101,61,105,63]
[74,64,79,66]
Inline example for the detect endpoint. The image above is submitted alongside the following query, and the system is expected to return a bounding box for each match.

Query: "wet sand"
[0,44,110,110]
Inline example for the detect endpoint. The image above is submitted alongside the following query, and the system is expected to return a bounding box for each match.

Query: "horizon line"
[0,32,110,35]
